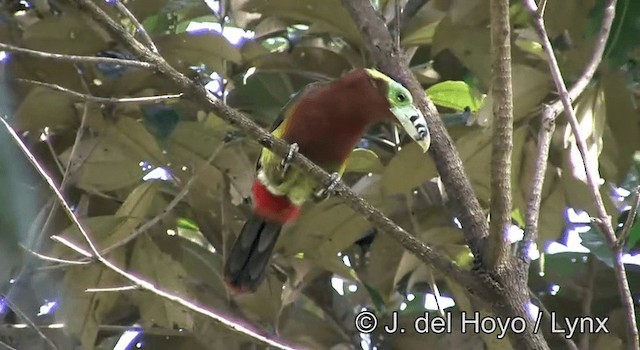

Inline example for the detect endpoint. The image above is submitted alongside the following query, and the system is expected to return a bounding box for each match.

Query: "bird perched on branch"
[223,68,431,293]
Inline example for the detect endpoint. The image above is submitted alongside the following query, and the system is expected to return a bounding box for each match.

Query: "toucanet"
[223,68,431,293]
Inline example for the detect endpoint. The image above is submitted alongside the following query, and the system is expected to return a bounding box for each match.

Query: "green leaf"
[363,283,386,314]
[579,225,615,268]
[127,0,172,22]
[166,121,254,198]
[344,148,383,173]
[624,211,640,248]
[248,46,353,80]
[512,209,525,228]
[156,31,242,74]
[382,142,438,195]
[426,80,483,112]
[57,264,126,348]
[600,72,640,183]
[55,216,129,348]
[56,182,160,256]
[142,105,181,140]
[239,0,361,44]
[129,235,195,330]
[177,217,200,231]
[588,0,640,68]
[227,72,299,123]
[542,252,589,279]
[402,20,440,47]
[15,87,76,131]
[22,12,108,55]
[59,118,166,191]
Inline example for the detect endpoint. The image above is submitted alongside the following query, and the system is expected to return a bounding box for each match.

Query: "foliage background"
[0,0,639,349]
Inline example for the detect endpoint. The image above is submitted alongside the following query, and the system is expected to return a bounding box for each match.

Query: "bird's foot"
[280,142,299,176]
[314,172,341,200]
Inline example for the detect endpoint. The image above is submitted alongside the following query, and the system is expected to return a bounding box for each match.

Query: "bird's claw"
[315,172,341,200]
[280,142,299,175]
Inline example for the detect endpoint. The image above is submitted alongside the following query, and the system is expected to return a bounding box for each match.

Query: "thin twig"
[20,244,91,265]
[524,0,615,109]
[85,285,139,292]
[16,79,183,104]
[50,235,93,258]
[388,0,429,38]
[0,43,154,69]
[428,271,445,317]
[112,0,158,53]
[42,133,65,175]
[487,0,514,271]
[521,105,555,257]
[393,0,401,52]
[523,1,639,348]
[0,117,300,350]
[618,186,640,245]
[69,0,484,298]
[580,257,596,350]
[101,142,226,254]
[0,324,188,336]
[3,299,58,350]
[536,0,548,16]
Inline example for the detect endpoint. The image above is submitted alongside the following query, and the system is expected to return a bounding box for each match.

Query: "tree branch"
[580,257,596,350]
[487,0,514,271]
[521,105,555,255]
[340,0,489,261]
[17,79,182,104]
[523,1,639,348]
[0,117,299,350]
[0,43,154,69]
[112,0,158,53]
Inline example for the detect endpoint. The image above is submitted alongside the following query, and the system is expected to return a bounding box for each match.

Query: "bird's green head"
[365,68,430,152]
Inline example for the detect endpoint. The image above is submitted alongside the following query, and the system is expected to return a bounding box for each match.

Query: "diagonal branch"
[340,0,489,260]
[67,0,485,296]
[487,0,514,271]
[0,43,154,69]
[522,1,639,348]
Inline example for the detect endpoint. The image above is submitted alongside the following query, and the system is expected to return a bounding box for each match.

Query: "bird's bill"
[391,105,431,152]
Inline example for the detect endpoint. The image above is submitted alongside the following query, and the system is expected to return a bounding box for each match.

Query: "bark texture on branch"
[487,0,514,272]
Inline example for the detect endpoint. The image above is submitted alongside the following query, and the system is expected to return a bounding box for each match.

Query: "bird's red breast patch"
[251,181,301,224]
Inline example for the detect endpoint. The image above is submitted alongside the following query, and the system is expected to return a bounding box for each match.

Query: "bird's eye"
[397,93,406,102]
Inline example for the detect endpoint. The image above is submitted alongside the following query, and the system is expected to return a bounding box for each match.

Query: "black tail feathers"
[223,214,283,293]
